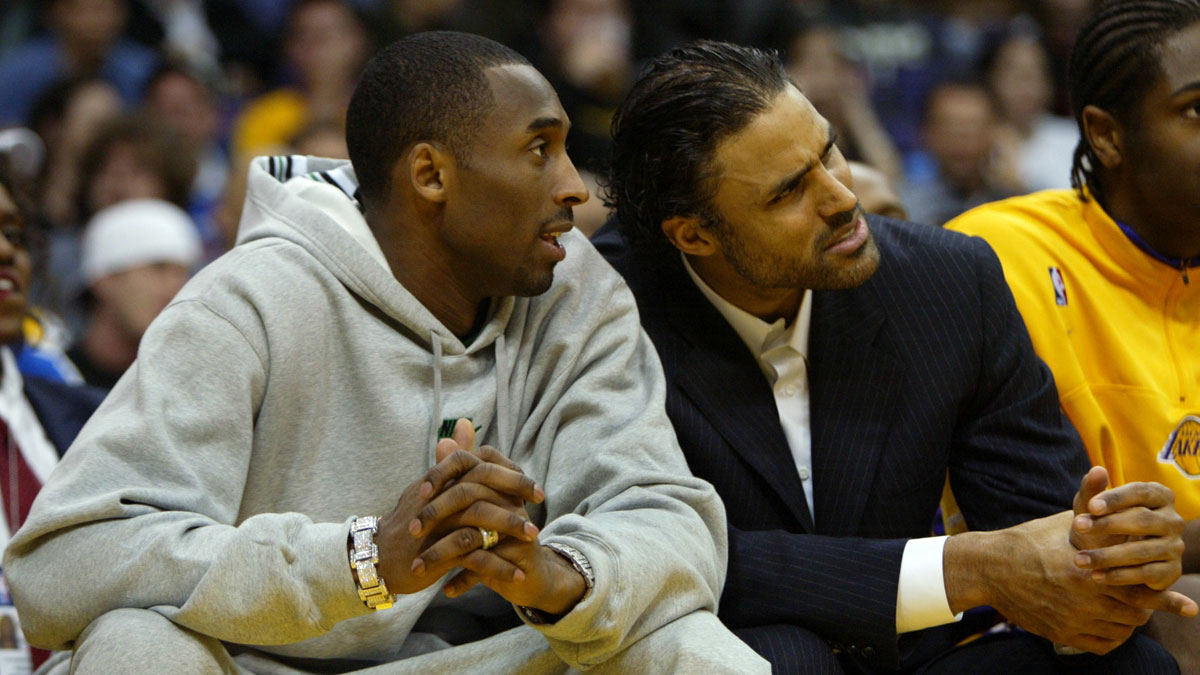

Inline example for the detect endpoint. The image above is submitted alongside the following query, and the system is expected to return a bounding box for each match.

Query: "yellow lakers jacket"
[948,190,1200,519]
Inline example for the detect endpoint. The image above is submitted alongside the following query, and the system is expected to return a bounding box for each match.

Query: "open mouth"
[824,216,868,255]
[539,230,568,250]
[0,272,19,295]
[538,229,568,262]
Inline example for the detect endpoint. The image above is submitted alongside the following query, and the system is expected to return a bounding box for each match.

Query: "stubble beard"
[511,263,556,297]
[714,221,881,292]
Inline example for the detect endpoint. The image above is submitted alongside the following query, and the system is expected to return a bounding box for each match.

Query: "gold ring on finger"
[478,528,499,550]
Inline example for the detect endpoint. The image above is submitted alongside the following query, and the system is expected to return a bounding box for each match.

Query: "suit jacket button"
[862,646,875,658]
[848,645,859,654]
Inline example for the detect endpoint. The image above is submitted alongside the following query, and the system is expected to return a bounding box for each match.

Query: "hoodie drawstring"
[428,326,512,467]
[494,334,511,456]
[429,331,443,470]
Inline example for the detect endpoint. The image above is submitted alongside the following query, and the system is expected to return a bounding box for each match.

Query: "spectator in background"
[79,113,196,228]
[1031,0,1096,113]
[25,79,124,341]
[141,64,228,260]
[936,0,1030,66]
[849,160,909,221]
[231,0,369,162]
[786,23,904,185]
[28,78,124,232]
[68,199,200,389]
[538,0,634,235]
[0,156,106,673]
[288,118,349,159]
[0,0,156,127]
[982,30,1079,192]
[48,112,196,340]
[538,0,633,175]
[902,79,1019,226]
[128,0,219,74]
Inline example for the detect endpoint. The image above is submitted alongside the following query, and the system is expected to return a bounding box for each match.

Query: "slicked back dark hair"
[606,40,792,254]
[1068,0,1200,205]
[346,31,530,210]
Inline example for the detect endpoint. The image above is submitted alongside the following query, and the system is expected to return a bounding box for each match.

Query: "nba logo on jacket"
[1048,267,1068,307]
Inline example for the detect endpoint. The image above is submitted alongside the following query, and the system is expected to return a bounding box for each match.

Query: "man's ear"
[1081,105,1123,170]
[408,142,451,204]
[662,215,720,256]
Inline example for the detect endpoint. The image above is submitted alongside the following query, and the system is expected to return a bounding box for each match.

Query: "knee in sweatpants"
[69,608,233,675]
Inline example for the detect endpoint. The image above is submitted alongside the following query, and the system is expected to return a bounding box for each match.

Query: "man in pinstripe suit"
[594,40,1195,674]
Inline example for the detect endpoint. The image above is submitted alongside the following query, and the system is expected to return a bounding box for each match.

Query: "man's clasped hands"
[945,465,1197,654]
[366,418,587,617]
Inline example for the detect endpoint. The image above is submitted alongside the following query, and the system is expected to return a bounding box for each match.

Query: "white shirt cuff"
[895,536,962,634]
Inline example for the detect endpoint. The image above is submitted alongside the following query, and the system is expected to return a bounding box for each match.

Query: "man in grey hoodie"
[2,32,765,673]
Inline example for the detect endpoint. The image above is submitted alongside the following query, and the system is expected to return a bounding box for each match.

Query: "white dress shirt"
[683,255,958,634]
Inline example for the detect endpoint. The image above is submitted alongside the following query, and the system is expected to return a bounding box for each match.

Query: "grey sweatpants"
[43,607,768,674]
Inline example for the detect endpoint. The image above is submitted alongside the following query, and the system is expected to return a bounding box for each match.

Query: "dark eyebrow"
[765,122,838,203]
[526,117,565,133]
[1170,81,1200,97]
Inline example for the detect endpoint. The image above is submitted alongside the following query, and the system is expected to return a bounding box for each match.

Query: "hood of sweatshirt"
[237,155,532,462]
[237,155,516,359]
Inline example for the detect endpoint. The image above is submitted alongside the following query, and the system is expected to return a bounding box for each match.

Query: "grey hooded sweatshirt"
[4,156,733,672]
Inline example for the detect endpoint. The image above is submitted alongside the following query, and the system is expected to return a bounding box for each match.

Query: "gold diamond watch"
[349,515,394,610]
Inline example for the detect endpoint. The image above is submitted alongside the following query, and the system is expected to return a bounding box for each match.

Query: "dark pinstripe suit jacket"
[594,216,1089,670]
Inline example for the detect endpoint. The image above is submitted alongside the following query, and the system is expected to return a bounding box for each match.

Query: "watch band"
[349,515,394,610]
[545,542,594,595]
[518,542,594,625]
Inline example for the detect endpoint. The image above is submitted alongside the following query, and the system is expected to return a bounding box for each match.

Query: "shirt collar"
[682,252,812,359]
[1114,219,1199,270]
[1080,190,1193,284]
[1,345,22,401]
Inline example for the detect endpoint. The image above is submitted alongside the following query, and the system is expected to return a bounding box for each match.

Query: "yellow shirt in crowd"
[231,88,308,161]
[947,190,1200,519]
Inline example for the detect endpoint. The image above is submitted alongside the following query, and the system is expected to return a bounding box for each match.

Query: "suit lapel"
[809,283,904,536]
[652,257,816,532]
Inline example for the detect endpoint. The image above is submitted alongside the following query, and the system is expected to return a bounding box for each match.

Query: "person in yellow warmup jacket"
[947,1,1200,670]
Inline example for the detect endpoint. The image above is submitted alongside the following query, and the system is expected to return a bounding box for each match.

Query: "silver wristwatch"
[349,515,394,610]
[518,542,594,625]
[546,542,594,594]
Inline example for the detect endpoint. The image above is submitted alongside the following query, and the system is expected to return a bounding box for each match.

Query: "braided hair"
[1068,0,1200,205]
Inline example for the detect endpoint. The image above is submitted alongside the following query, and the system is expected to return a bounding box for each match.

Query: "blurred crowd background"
[0,0,1095,391]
